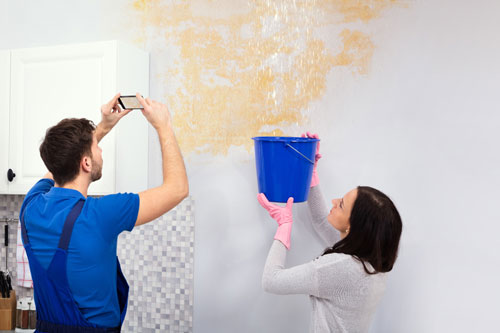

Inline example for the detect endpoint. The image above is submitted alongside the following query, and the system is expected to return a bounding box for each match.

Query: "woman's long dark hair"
[322,186,402,274]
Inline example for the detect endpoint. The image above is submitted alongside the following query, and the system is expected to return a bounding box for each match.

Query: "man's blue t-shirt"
[20,179,139,327]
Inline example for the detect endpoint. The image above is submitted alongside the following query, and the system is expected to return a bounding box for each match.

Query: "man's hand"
[136,94,172,131]
[96,93,132,142]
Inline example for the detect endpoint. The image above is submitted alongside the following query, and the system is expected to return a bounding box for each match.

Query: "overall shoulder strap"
[57,200,85,251]
[20,207,30,245]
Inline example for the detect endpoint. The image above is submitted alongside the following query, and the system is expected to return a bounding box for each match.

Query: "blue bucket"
[252,136,319,203]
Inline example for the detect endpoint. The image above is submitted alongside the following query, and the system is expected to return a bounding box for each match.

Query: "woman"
[258,133,402,333]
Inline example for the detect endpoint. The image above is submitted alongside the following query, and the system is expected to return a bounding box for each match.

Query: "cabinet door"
[9,42,117,194]
[0,51,9,193]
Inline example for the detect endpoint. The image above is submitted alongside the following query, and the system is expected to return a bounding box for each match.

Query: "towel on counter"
[16,222,33,288]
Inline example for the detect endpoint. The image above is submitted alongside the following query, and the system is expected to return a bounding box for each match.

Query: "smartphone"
[118,95,144,110]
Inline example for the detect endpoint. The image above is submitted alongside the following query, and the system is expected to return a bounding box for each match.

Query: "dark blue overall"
[21,200,129,333]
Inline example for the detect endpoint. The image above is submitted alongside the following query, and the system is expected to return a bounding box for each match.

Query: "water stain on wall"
[130,0,401,155]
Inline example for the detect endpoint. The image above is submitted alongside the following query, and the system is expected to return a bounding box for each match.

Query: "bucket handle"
[285,143,315,164]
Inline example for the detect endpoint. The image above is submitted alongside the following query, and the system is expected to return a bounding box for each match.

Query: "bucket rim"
[252,136,320,142]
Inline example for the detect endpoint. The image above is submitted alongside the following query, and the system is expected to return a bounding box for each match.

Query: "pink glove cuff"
[310,152,321,188]
[274,222,292,250]
[310,171,319,188]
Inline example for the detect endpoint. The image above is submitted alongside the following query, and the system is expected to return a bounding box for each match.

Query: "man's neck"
[56,176,90,198]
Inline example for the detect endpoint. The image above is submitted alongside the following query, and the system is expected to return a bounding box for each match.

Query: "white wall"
[2,1,500,332]
[367,1,500,331]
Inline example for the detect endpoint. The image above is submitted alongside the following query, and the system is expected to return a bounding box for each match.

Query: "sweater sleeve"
[307,185,340,246]
[262,240,321,297]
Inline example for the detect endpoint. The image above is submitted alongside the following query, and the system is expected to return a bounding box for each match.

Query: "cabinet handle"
[7,169,16,182]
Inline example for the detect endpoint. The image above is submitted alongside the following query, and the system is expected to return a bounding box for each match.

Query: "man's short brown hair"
[39,118,96,186]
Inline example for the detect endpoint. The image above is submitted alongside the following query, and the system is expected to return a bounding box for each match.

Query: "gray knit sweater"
[262,186,387,333]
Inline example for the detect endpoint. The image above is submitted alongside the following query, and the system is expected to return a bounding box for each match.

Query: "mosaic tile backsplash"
[118,197,195,332]
[0,194,194,332]
[0,195,30,300]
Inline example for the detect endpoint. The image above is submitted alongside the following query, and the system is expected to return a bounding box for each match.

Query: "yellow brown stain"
[317,0,401,23]
[130,0,401,156]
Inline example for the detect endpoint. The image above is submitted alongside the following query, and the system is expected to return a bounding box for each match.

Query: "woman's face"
[327,188,358,237]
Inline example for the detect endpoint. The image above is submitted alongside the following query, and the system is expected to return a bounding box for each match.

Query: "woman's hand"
[257,193,294,249]
[301,132,321,187]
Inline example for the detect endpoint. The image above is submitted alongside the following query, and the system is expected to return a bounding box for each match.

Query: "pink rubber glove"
[257,193,294,250]
[301,132,321,187]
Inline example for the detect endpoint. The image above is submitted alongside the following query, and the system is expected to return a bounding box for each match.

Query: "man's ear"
[81,155,92,173]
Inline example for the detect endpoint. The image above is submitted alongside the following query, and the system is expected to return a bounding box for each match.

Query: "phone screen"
[118,96,143,109]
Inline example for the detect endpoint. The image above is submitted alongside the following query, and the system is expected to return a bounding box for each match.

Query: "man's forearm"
[95,122,112,143]
[43,171,54,180]
[157,124,188,195]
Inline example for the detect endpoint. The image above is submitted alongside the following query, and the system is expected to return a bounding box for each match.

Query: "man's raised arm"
[135,94,188,226]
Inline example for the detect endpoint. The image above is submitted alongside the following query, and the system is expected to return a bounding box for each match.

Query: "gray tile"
[118,197,194,332]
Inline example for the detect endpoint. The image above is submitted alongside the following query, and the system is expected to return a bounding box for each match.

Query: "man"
[19,93,188,332]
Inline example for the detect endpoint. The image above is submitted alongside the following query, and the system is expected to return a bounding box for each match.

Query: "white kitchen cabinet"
[0,51,10,194]
[2,40,149,195]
